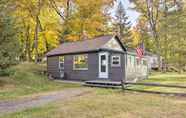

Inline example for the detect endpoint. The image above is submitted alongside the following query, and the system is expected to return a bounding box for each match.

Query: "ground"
[1,88,186,118]
[0,64,186,118]
[0,88,91,116]
[0,63,80,100]
[128,72,186,93]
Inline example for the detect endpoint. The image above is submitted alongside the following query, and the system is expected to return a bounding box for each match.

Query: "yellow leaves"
[13,0,116,59]
[45,31,59,46]
[65,35,79,42]
[131,28,142,47]
[60,0,111,41]
[39,30,59,52]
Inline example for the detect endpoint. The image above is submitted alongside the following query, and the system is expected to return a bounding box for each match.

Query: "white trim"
[73,54,88,70]
[59,56,65,78]
[73,67,88,71]
[99,52,109,78]
[59,56,64,70]
[111,55,121,67]
[124,53,127,82]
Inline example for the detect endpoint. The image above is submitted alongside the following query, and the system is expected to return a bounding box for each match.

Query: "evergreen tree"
[0,0,21,69]
[114,1,132,45]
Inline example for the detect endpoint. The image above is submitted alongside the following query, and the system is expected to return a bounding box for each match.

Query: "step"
[83,83,122,89]
[85,81,122,86]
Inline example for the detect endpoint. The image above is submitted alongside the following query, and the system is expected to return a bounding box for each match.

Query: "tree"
[52,0,114,42]
[114,1,132,45]
[131,0,186,72]
[0,0,21,69]
[131,0,162,69]
[159,0,186,72]
[14,0,60,62]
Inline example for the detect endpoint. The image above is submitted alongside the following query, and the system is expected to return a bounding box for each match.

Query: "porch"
[84,80,122,88]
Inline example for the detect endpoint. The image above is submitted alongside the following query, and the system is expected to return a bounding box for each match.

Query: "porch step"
[84,80,122,88]
[83,83,121,89]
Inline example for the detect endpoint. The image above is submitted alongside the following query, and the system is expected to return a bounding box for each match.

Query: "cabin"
[46,35,148,82]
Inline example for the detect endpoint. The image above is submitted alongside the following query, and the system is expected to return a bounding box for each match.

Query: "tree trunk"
[34,16,39,63]
[145,0,161,70]
[34,0,42,63]
[38,18,49,53]
[66,0,70,19]
[155,34,162,71]
[25,25,32,62]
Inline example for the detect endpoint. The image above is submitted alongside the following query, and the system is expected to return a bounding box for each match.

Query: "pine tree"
[114,1,132,45]
[0,0,21,69]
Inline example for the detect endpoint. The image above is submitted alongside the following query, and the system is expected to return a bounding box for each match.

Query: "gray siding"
[47,56,60,78]
[64,53,99,81]
[109,53,125,81]
[47,51,126,82]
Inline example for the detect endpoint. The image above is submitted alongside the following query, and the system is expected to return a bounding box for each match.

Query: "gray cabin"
[46,35,148,82]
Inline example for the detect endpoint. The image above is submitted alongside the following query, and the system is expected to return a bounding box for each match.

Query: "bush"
[11,62,47,75]
[0,68,15,76]
[0,62,46,78]
[9,62,47,85]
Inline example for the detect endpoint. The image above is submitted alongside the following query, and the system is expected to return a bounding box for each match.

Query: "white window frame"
[111,55,121,67]
[59,56,64,70]
[73,54,88,70]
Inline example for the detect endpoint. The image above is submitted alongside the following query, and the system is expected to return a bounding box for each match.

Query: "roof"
[126,47,136,54]
[46,35,126,57]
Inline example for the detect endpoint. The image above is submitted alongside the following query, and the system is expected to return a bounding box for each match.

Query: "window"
[111,55,121,67]
[101,55,106,72]
[59,56,64,69]
[73,55,88,70]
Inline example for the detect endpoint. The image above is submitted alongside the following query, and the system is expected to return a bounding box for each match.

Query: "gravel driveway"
[0,88,91,116]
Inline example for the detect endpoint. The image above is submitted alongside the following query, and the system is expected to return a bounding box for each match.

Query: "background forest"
[0,0,186,72]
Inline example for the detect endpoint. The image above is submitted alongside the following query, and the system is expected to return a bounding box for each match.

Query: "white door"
[99,52,109,78]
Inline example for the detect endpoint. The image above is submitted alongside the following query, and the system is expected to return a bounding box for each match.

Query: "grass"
[127,73,186,93]
[0,63,80,100]
[1,72,186,118]
[2,89,186,118]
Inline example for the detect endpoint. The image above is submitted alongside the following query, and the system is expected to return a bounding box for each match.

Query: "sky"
[112,0,140,26]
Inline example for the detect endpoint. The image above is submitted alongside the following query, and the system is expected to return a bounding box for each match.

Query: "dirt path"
[0,88,91,116]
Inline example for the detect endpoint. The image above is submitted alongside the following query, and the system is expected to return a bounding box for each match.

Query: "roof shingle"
[46,35,114,56]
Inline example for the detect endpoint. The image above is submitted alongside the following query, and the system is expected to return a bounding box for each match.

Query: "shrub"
[9,62,47,85]
[0,68,15,76]
[11,62,47,75]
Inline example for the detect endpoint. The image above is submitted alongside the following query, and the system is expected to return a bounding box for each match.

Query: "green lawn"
[0,63,80,100]
[2,72,186,118]
[127,73,186,93]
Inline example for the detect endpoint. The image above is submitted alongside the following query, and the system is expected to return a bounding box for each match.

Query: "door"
[99,52,109,78]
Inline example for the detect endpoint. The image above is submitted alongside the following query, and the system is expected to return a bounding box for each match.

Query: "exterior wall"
[63,53,99,81]
[126,53,148,82]
[108,52,125,81]
[47,51,125,82]
[47,56,60,78]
